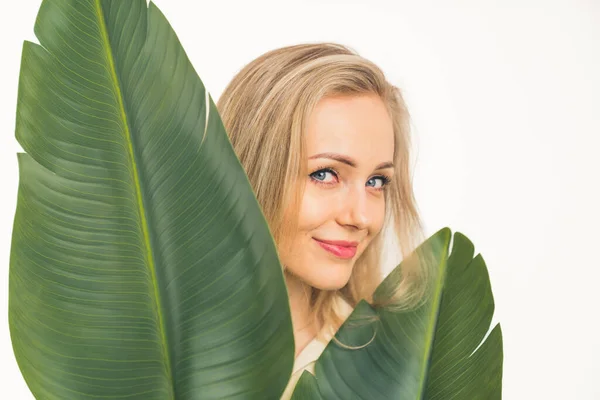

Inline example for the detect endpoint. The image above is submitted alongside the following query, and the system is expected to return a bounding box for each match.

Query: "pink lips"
[313,238,358,259]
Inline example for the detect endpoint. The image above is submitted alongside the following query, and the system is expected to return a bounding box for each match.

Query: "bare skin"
[279,93,395,357]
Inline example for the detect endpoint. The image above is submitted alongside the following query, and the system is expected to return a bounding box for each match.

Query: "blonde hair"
[216,42,431,342]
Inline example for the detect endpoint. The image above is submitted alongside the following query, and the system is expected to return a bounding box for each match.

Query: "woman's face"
[281,93,395,290]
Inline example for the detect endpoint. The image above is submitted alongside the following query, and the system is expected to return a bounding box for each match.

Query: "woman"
[216,42,430,398]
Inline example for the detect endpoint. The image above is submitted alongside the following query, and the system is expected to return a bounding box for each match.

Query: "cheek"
[279,185,337,277]
[296,183,337,231]
[367,194,387,233]
[373,199,386,233]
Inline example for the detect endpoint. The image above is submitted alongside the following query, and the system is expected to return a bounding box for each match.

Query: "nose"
[335,185,371,231]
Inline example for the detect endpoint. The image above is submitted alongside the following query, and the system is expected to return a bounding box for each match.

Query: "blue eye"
[310,168,337,183]
[367,176,390,189]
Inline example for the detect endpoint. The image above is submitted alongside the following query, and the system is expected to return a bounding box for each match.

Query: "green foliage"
[9,1,503,399]
[293,229,503,399]
[10,1,293,398]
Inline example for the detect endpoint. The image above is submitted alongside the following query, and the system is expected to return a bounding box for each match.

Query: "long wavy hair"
[216,42,431,341]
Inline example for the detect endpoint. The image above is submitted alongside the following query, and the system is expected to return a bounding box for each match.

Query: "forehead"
[305,94,395,161]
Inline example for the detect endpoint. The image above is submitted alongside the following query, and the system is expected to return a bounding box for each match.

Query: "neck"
[285,271,317,357]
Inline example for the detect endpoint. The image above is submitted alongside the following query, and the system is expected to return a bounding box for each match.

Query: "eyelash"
[309,167,391,191]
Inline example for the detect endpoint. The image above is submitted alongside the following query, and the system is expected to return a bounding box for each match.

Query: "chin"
[305,265,354,291]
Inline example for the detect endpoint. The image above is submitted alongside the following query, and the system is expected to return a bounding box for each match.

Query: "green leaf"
[9,1,294,399]
[294,228,503,399]
[290,372,324,400]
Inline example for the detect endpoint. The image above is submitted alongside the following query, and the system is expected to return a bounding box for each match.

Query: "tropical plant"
[292,230,503,399]
[8,0,503,399]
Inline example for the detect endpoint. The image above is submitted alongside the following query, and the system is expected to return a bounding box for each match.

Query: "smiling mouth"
[313,238,358,259]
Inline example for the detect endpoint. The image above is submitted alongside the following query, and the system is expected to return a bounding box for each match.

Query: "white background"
[1,0,599,399]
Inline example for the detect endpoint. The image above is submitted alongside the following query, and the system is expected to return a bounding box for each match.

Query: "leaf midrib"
[94,1,174,398]
[417,234,450,399]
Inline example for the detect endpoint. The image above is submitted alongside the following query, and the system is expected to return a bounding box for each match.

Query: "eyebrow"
[309,152,394,170]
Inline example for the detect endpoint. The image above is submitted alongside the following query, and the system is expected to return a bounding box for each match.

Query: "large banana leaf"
[9,0,294,399]
[292,228,503,399]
